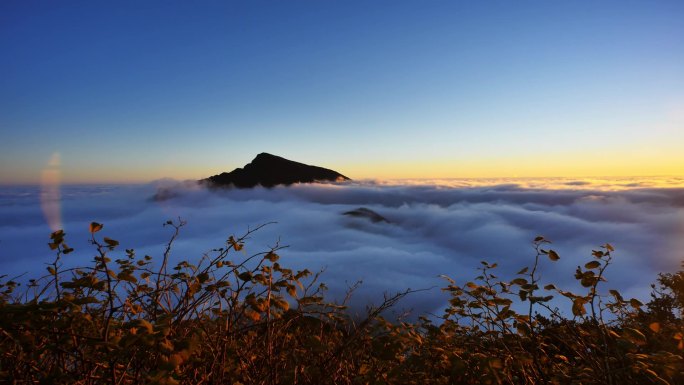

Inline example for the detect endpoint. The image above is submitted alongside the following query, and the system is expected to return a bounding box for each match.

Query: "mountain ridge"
[202,153,350,188]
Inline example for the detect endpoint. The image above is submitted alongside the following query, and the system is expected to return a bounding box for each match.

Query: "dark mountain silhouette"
[202,153,350,188]
[343,207,389,223]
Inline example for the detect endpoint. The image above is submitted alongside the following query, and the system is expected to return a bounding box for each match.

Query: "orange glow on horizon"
[342,151,684,181]
[3,150,682,186]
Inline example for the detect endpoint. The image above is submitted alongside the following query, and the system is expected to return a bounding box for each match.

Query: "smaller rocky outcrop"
[343,207,389,223]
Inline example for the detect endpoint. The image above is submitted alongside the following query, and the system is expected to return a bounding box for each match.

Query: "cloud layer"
[1,179,682,318]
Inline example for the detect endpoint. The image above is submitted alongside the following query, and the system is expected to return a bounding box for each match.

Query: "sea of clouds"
[1,178,683,319]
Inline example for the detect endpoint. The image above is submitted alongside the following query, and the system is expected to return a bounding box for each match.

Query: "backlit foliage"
[0,221,682,384]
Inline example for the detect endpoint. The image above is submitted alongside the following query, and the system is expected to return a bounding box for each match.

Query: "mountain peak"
[252,152,286,163]
[202,153,350,188]
[254,152,277,159]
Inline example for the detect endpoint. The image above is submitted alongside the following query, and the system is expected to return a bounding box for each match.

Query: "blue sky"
[1,0,682,183]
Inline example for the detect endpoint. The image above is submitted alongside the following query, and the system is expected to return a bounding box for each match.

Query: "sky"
[1,0,683,184]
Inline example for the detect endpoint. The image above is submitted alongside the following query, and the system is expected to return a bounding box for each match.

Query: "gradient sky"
[1,0,682,184]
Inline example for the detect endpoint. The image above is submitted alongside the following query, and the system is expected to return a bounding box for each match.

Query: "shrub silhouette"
[0,221,681,384]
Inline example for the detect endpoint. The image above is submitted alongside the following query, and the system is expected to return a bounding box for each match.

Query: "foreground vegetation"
[1,220,682,384]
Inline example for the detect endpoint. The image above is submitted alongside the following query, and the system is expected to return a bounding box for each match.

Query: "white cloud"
[0,179,682,318]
